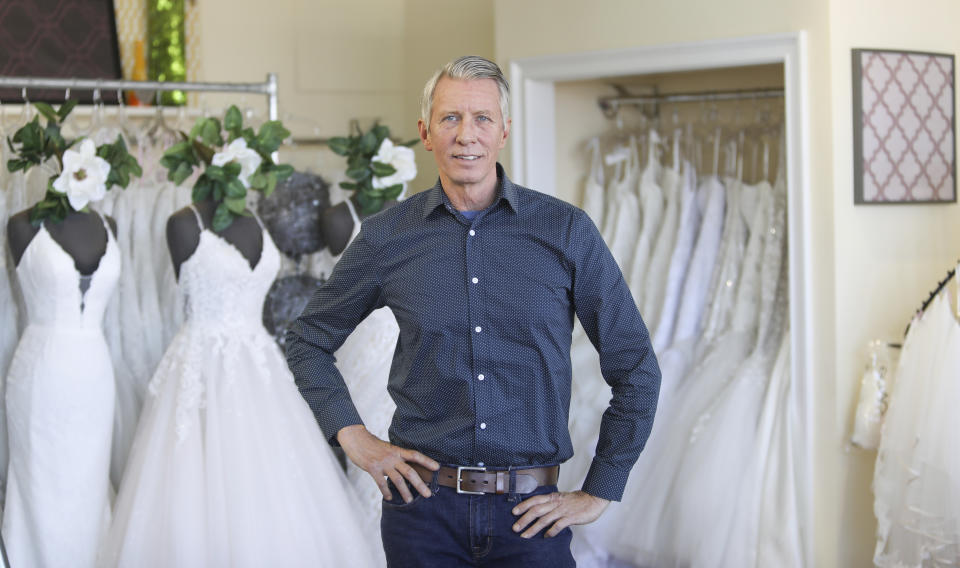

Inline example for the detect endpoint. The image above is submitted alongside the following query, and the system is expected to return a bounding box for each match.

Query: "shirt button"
[477,374,484,380]
[480,422,487,429]
[469,229,476,236]
[475,326,482,333]
[472,277,479,284]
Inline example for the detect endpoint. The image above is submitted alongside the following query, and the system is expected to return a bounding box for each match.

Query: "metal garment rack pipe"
[600,87,784,106]
[0,73,280,121]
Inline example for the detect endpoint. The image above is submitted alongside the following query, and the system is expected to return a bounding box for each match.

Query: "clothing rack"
[0,74,279,121]
[904,262,958,336]
[598,86,784,120]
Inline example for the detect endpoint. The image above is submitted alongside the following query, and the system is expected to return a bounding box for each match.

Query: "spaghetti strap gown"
[101,205,379,568]
[3,214,119,568]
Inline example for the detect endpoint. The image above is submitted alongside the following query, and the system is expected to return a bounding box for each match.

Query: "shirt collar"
[421,163,520,220]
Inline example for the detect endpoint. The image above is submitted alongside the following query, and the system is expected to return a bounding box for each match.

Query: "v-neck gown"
[101,208,378,568]
[3,217,120,568]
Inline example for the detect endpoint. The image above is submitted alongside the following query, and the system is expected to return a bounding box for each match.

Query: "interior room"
[1,1,958,567]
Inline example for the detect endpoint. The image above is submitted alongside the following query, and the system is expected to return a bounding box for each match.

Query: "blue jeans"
[380,473,575,567]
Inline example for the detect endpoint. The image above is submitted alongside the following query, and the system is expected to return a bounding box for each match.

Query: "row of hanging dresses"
[564,120,804,568]
[872,271,960,567]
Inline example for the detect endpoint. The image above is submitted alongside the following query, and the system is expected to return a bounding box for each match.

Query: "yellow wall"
[195,0,494,196]
[828,0,960,564]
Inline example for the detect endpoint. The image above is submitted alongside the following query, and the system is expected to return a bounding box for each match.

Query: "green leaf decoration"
[170,161,194,185]
[249,171,268,191]
[33,102,58,124]
[272,163,295,182]
[359,130,378,154]
[339,181,358,190]
[370,160,397,177]
[224,105,243,138]
[225,178,246,198]
[345,165,371,182]
[355,191,384,215]
[97,135,142,190]
[221,162,241,182]
[263,171,279,197]
[57,100,78,121]
[224,195,247,214]
[328,137,351,155]
[205,165,226,182]
[154,106,294,228]
[212,202,234,232]
[255,121,290,155]
[192,175,213,202]
[383,183,404,200]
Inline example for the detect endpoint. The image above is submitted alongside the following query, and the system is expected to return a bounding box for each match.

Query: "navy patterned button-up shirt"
[286,165,660,501]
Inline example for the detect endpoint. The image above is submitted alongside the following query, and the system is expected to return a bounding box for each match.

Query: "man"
[286,55,661,567]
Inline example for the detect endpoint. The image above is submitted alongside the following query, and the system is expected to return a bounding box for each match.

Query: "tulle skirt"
[101,322,381,568]
[874,292,960,567]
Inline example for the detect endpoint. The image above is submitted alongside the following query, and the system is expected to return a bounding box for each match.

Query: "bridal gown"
[595,172,763,566]
[322,197,399,556]
[626,133,664,307]
[102,205,378,568]
[3,214,119,568]
[873,277,960,567]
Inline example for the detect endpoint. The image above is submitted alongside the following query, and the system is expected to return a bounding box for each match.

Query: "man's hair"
[420,55,510,131]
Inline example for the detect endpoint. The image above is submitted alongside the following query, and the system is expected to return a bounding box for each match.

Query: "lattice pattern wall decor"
[0,0,122,103]
[853,49,956,204]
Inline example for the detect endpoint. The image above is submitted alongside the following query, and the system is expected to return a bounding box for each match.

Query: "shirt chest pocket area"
[483,256,573,334]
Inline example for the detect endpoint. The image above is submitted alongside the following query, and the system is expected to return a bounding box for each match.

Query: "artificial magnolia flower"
[371,138,417,190]
[212,137,262,188]
[53,138,111,211]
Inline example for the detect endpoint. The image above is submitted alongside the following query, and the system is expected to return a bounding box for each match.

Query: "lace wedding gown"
[873,277,960,567]
[101,206,377,568]
[3,214,119,568]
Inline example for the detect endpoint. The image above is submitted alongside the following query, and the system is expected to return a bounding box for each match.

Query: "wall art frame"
[852,48,956,204]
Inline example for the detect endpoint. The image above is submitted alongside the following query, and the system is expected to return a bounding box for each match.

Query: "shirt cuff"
[579,458,631,501]
[316,399,364,447]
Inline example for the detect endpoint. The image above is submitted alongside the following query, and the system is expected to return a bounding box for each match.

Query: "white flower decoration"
[211,137,263,188]
[371,138,417,190]
[53,139,111,211]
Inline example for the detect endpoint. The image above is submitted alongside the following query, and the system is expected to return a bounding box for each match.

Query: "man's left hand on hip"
[510,490,610,538]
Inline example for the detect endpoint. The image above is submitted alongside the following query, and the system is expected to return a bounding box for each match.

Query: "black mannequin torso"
[320,196,398,256]
[7,209,118,275]
[166,198,264,279]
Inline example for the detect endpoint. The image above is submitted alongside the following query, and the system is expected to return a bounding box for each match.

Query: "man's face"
[418,77,510,191]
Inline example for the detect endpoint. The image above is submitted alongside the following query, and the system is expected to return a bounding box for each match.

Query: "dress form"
[8,209,117,274]
[320,195,398,256]
[166,198,263,278]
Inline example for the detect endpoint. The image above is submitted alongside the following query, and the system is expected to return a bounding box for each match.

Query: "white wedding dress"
[101,205,378,568]
[3,214,119,568]
[873,275,960,567]
[322,197,399,549]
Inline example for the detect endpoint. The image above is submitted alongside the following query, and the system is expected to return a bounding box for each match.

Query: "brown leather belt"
[412,463,559,495]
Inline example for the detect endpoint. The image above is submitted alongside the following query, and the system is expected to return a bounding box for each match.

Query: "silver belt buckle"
[456,465,486,495]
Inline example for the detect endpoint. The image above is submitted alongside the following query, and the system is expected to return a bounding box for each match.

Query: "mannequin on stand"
[8,209,117,272]
[166,197,263,277]
[2,123,137,568]
[320,195,399,255]
[103,108,377,567]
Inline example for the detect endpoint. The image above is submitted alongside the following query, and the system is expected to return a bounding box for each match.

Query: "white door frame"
[509,32,813,566]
